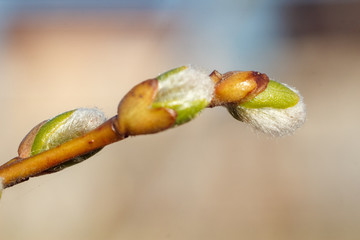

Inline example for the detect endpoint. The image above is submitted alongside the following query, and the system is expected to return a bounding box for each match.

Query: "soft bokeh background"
[0,0,359,239]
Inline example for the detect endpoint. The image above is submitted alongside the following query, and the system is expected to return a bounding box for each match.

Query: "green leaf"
[31,110,75,156]
[157,66,188,82]
[153,99,208,125]
[240,80,300,109]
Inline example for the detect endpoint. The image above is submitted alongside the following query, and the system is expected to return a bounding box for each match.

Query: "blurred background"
[0,0,359,239]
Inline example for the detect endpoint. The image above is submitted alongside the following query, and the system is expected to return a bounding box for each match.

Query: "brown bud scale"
[210,71,269,107]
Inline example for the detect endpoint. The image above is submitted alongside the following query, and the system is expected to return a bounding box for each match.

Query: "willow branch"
[0,66,306,192]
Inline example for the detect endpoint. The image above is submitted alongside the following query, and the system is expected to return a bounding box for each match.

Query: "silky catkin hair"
[156,66,215,108]
[228,85,306,137]
[39,108,107,152]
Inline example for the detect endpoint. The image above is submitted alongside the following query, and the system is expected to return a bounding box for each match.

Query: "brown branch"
[0,117,124,188]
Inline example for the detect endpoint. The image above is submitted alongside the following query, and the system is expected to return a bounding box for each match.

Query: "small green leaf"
[153,99,208,125]
[240,80,300,109]
[157,66,188,82]
[31,110,75,156]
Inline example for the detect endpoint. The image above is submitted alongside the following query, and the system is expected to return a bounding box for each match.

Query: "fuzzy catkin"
[229,85,306,137]
[153,66,215,125]
[156,66,215,109]
[38,108,107,153]
[28,108,107,174]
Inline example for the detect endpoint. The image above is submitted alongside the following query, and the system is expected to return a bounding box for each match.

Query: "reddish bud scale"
[210,71,269,107]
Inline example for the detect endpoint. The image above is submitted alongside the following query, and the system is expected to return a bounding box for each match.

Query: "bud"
[152,66,215,125]
[227,80,306,136]
[18,108,106,173]
[210,70,269,106]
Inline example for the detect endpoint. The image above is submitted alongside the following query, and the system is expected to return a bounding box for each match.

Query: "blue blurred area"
[1,0,358,71]
[0,0,175,10]
[0,0,283,70]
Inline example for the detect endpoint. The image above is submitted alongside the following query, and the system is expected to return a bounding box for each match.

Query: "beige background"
[1,3,360,240]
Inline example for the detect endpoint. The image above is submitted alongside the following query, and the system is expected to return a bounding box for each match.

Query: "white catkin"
[156,66,215,108]
[44,108,107,151]
[229,85,306,137]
